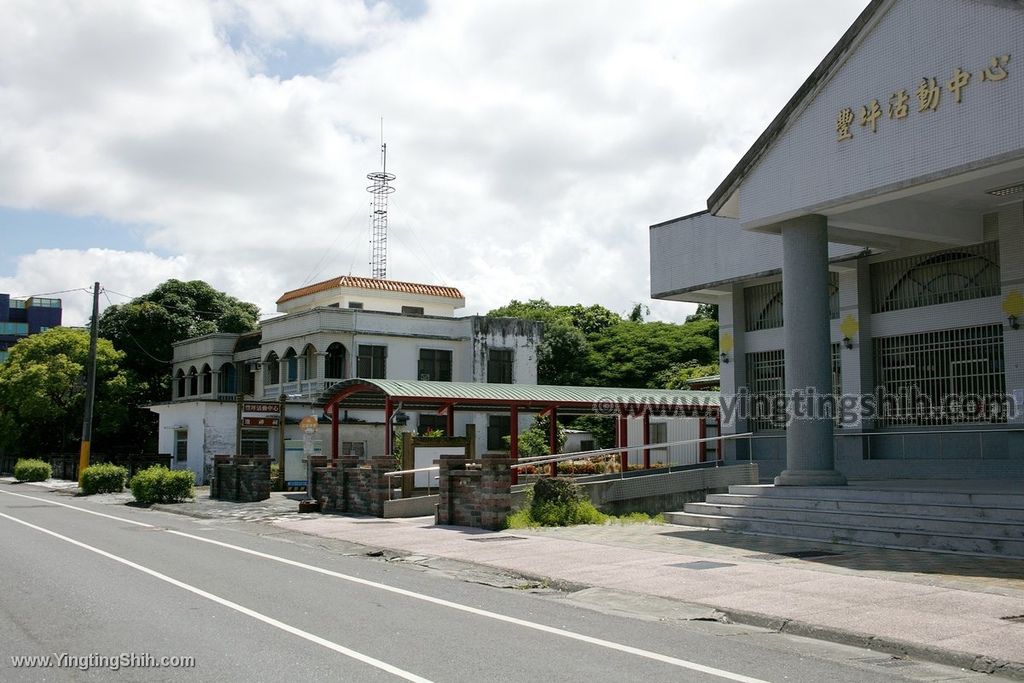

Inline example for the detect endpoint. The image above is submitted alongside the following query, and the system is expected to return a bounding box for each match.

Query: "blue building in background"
[0,294,62,362]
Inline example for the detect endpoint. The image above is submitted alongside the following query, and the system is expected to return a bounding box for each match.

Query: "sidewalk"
[18,483,1024,679]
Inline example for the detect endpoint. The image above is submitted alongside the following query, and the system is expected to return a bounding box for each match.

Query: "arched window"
[264,352,280,385]
[201,364,212,395]
[188,367,198,396]
[219,362,236,394]
[325,342,346,380]
[283,348,298,382]
[175,369,186,399]
[302,344,317,380]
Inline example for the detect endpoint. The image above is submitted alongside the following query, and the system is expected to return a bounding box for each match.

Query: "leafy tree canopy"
[488,299,719,388]
[0,328,136,453]
[686,303,718,323]
[98,279,261,395]
[654,360,720,390]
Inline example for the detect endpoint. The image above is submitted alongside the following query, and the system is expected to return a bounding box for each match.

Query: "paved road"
[0,483,993,682]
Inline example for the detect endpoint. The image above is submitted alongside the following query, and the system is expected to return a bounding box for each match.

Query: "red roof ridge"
[277,275,465,305]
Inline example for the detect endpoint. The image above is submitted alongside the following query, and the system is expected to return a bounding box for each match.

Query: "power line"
[101,289,173,364]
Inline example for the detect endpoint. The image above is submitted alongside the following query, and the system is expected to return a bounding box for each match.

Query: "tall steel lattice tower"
[366,139,395,280]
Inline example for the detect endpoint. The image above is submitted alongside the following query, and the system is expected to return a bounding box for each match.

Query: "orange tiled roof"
[276,275,464,305]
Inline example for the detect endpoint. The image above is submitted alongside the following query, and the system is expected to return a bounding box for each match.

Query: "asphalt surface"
[0,482,998,682]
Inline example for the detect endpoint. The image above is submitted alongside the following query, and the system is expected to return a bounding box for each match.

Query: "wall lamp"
[1009,315,1020,330]
[719,352,730,364]
[842,336,854,350]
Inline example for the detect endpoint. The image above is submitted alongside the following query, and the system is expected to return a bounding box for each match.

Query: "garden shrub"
[80,463,128,495]
[524,477,606,527]
[129,465,195,504]
[13,458,51,482]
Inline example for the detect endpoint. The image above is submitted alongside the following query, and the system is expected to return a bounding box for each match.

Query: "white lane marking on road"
[0,488,153,527]
[0,510,432,683]
[0,488,768,683]
[165,530,769,683]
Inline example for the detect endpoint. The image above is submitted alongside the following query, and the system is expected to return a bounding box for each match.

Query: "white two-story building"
[651,0,1024,483]
[150,275,543,483]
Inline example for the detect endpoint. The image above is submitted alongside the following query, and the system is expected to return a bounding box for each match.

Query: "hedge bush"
[129,466,195,504]
[505,477,607,528]
[79,463,128,495]
[13,458,51,482]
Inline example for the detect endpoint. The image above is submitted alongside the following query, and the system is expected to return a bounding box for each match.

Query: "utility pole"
[78,282,100,485]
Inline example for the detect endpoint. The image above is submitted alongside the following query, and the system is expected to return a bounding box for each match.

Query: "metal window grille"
[870,242,1000,313]
[873,324,1007,426]
[240,429,269,457]
[746,345,841,432]
[744,273,839,332]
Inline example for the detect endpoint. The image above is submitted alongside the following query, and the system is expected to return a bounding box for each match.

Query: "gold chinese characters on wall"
[836,55,1010,142]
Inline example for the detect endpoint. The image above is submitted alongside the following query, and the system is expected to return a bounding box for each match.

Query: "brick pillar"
[479,456,514,530]
[367,456,396,517]
[338,455,358,513]
[437,453,471,526]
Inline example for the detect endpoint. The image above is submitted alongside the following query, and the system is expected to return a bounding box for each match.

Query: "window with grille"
[873,325,1006,426]
[487,349,513,384]
[870,242,1000,313]
[356,345,387,379]
[746,345,841,431]
[240,429,269,457]
[418,348,452,381]
[744,273,839,332]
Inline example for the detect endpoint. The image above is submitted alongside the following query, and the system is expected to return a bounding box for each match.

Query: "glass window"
[175,430,188,462]
[325,343,346,379]
[9,300,26,310]
[487,349,513,384]
[264,353,280,385]
[0,322,29,335]
[282,349,298,382]
[418,348,452,381]
[402,306,425,315]
[348,302,363,309]
[487,415,511,451]
[417,414,447,435]
[341,441,366,457]
[356,345,387,379]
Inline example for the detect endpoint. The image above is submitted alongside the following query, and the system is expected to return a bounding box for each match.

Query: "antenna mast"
[367,121,395,280]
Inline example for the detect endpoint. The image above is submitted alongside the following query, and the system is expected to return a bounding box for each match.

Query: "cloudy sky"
[0,0,868,326]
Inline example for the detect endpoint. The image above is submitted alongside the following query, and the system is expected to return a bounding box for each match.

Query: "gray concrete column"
[776,214,846,486]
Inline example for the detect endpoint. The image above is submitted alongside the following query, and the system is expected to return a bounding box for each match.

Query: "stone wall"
[211,455,271,502]
[437,454,513,530]
[311,455,395,516]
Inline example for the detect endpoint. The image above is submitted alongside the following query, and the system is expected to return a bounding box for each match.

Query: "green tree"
[0,328,135,454]
[504,415,567,457]
[654,360,720,390]
[488,299,620,385]
[98,279,261,450]
[588,318,718,388]
[685,303,718,323]
[569,415,615,449]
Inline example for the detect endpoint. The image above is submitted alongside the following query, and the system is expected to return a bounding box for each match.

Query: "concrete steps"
[666,484,1024,558]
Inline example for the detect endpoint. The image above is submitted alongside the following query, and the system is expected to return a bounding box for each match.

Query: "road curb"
[709,606,1024,680]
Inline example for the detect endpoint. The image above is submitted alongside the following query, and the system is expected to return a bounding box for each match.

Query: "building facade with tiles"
[0,294,62,363]
[650,0,1024,482]
[150,276,543,484]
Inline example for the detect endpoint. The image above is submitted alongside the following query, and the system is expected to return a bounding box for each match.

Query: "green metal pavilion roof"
[322,379,721,415]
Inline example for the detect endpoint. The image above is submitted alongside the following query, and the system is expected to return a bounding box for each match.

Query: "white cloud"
[0,0,869,327]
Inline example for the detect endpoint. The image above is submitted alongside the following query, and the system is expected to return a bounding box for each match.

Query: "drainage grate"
[468,536,526,543]
[1000,615,1024,623]
[670,561,737,570]
[745,550,841,560]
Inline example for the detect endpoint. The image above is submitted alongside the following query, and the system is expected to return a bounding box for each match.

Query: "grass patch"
[505,478,665,528]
